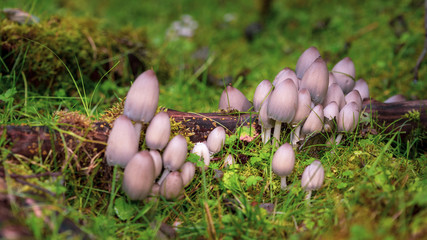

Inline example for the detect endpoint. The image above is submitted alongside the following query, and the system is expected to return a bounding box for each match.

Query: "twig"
[13,178,56,197]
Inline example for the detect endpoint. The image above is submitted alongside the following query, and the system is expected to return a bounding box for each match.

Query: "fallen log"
[1,99,426,158]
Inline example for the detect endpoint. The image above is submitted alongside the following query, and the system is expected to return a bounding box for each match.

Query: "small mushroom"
[122,151,155,200]
[290,88,312,146]
[345,90,362,112]
[145,112,171,150]
[384,94,406,103]
[267,79,298,146]
[273,67,299,89]
[323,101,339,132]
[295,46,321,79]
[353,78,370,100]
[207,127,226,154]
[158,135,188,185]
[105,115,139,168]
[300,57,329,105]
[219,85,252,112]
[323,83,345,110]
[192,142,211,168]
[335,102,360,144]
[224,154,235,167]
[332,57,356,94]
[300,104,324,140]
[253,80,273,112]
[160,171,184,200]
[180,162,196,187]
[259,97,274,144]
[272,143,295,189]
[301,160,324,201]
[149,150,163,179]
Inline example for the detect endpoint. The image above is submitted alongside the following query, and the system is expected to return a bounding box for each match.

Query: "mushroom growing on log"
[1,99,426,159]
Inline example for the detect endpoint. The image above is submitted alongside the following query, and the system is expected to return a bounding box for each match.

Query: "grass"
[1,0,427,239]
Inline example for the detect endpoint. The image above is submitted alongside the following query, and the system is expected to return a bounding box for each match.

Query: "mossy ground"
[1,0,427,239]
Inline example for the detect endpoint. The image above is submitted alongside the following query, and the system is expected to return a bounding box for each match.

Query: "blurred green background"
[2,0,426,113]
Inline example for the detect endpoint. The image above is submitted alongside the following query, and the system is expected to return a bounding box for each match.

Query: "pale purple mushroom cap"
[301,160,324,191]
[323,101,339,121]
[259,97,274,129]
[207,127,226,154]
[272,143,295,177]
[353,78,370,100]
[345,90,362,112]
[124,70,159,123]
[163,135,188,171]
[219,85,252,112]
[301,104,324,136]
[296,46,321,79]
[160,171,184,200]
[267,79,298,123]
[180,162,196,187]
[149,150,163,179]
[253,80,273,112]
[292,88,312,125]
[273,67,299,88]
[192,142,211,167]
[300,57,329,105]
[323,83,346,110]
[145,112,171,150]
[122,151,155,200]
[384,94,406,103]
[106,115,139,168]
[332,57,356,94]
[337,102,360,132]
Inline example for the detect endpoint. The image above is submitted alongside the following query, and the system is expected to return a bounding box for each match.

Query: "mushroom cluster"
[106,70,197,201]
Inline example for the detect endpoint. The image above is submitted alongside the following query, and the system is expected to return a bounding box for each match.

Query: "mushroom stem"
[335,133,344,145]
[273,121,282,147]
[157,169,171,186]
[280,176,287,190]
[135,122,142,140]
[291,125,301,147]
[305,190,312,204]
[265,128,271,144]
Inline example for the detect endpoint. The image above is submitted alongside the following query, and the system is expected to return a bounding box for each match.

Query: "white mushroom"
[301,160,325,201]
[207,126,226,154]
[219,85,252,112]
[122,151,155,200]
[295,46,321,79]
[272,143,295,189]
[300,57,329,105]
[332,57,356,94]
[158,135,188,185]
[145,112,171,150]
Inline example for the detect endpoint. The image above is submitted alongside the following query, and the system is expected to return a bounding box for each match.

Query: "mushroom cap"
[337,102,360,132]
[163,135,188,171]
[272,143,295,177]
[300,57,329,105]
[106,115,139,168]
[180,162,196,187]
[301,104,324,136]
[384,94,406,103]
[323,83,346,110]
[259,97,274,129]
[253,80,273,112]
[207,127,226,154]
[219,85,252,112]
[353,78,369,100]
[122,151,155,200]
[328,72,337,87]
[345,90,362,112]
[301,160,324,191]
[295,46,321,79]
[332,57,356,94]
[292,88,312,125]
[224,154,235,167]
[267,79,298,123]
[149,150,163,179]
[191,142,211,167]
[145,112,171,150]
[160,171,184,200]
[273,67,299,88]
[124,69,159,123]
[323,101,339,121]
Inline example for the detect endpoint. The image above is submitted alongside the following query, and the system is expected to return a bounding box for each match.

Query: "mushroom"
[332,57,356,94]
[180,162,196,187]
[158,135,188,185]
[267,79,298,146]
[191,142,211,169]
[253,80,273,112]
[259,98,274,144]
[384,94,406,103]
[335,102,360,144]
[273,67,299,89]
[106,115,139,168]
[295,46,321,79]
[353,78,370,100]
[345,90,363,112]
[323,83,345,110]
[300,57,329,105]
[207,126,226,154]
[301,160,325,201]
[272,143,295,189]
[123,69,159,138]
[219,85,252,112]
[290,88,312,146]
[149,150,163,179]
[323,101,339,132]
[224,154,235,167]
[300,104,324,141]
[328,72,337,87]
[145,112,171,150]
[122,151,155,200]
[160,171,184,200]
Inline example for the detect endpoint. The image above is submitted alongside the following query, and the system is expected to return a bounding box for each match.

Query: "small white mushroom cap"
[301,160,324,191]
[180,162,196,186]
[272,143,295,177]
[273,67,299,88]
[323,83,345,110]
[149,150,163,179]
[163,135,188,171]
[332,57,356,94]
[219,85,252,112]
[295,46,321,79]
[122,151,155,200]
[384,94,406,103]
[224,154,235,167]
[106,115,139,168]
[124,69,159,123]
[353,78,369,100]
[291,88,312,125]
[337,102,360,132]
[207,127,226,154]
[300,57,329,105]
[267,79,298,123]
[191,142,211,167]
[301,104,324,136]
[323,101,339,121]
[345,90,362,112]
[253,80,273,112]
[145,112,171,150]
[160,171,184,200]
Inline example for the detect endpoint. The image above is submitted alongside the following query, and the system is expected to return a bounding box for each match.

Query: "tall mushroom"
[272,143,295,189]
[290,88,312,146]
[295,46,321,79]
[332,57,356,94]
[219,85,252,112]
[273,67,299,89]
[253,80,273,112]
[122,151,156,200]
[300,57,329,105]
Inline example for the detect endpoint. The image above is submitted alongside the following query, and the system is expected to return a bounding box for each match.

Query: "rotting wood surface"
[1,99,426,158]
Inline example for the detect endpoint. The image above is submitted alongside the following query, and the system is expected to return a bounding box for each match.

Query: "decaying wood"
[1,99,426,158]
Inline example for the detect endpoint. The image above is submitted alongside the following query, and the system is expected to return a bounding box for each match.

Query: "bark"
[1,99,426,158]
